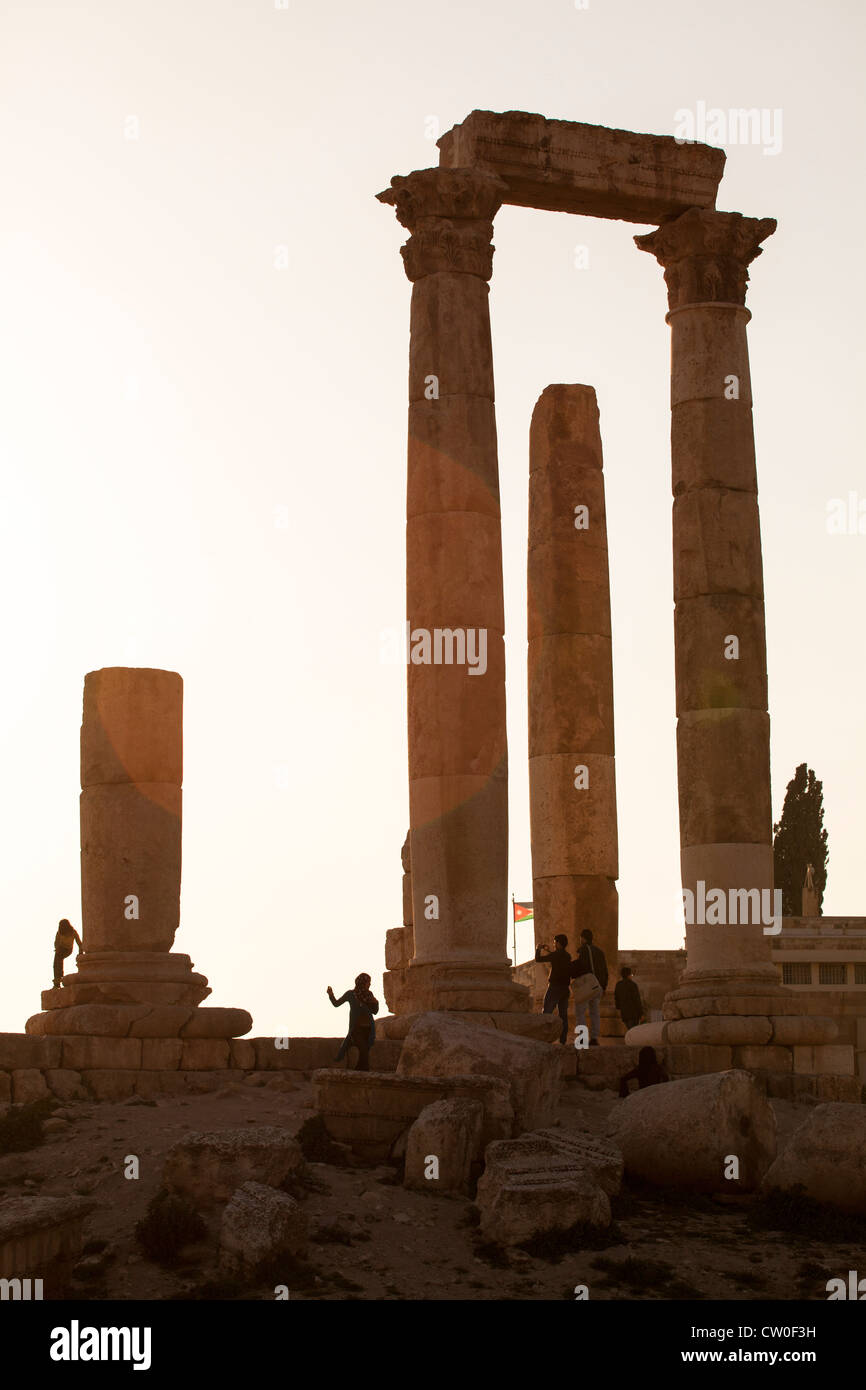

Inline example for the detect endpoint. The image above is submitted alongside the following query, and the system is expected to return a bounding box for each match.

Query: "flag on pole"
[513,901,534,923]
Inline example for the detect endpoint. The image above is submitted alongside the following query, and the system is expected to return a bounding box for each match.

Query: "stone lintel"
[437,110,725,223]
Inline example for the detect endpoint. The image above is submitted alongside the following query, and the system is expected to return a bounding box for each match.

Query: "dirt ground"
[1,1076,860,1302]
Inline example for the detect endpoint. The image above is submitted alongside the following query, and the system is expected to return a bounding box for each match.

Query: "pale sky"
[0,0,863,1039]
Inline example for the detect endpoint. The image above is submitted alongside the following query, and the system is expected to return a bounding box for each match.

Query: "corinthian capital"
[376,167,508,281]
[635,208,776,311]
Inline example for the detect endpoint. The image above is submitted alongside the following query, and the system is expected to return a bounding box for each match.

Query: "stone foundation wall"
[0,1034,403,1105]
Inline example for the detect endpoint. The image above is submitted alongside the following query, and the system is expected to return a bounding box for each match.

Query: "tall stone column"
[528,385,618,976]
[377,168,529,1015]
[636,209,779,1002]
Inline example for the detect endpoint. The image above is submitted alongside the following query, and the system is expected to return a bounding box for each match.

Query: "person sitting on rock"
[53,917,83,987]
[535,933,572,1044]
[328,973,379,1072]
[618,1045,669,1098]
[614,965,643,1034]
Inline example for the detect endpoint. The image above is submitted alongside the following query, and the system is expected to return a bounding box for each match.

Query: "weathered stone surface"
[792,1045,855,1076]
[438,110,725,223]
[11,1069,50,1104]
[532,1129,623,1195]
[180,1008,252,1039]
[220,1182,307,1274]
[127,1007,196,1037]
[408,273,495,402]
[732,1045,793,1072]
[475,1133,614,1245]
[408,632,506,780]
[164,1128,306,1207]
[133,1071,188,1099]
[0,1034,62,1068]
[397,1012,560,1133]
[674,594,768,715]
[80,782,181,954]
[313,1069,514,1159]
[407,397,500,519]
[665,1044,734,1074]
[404,1098,484,1193]
[528,634,615,756]
[406,513,504,632]
[769,1016,838,1046]
[81,666,182,786]
[531,877,619,978]
[44,1069,87,1102]
[228,1039,256,1069]
[762,1104,866,1214]
[665,1015,772,1046]
[80,1070,140,1101]
[179,1040,230,1071]
[0,1194,95,1279]
[140,1039,183,1070]
[27,1004,151,1037]
[670,398,757,496]
[61,1037,142,1071]
[0,1072,10,1103]
[527,753,618,879]
[606,1069,776,1191]
[676,710,771,846]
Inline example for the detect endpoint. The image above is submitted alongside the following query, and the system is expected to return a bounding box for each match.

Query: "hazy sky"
[1,0,863,1039]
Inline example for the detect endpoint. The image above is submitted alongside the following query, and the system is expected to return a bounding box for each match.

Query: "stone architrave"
[377,168,529,1016]
[26,668,251,1040]
[635,211,780,1001]
[528,384,618,973]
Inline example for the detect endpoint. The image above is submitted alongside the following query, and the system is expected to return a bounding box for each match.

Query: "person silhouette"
[53,918,83,988]
[327,972,379,1071]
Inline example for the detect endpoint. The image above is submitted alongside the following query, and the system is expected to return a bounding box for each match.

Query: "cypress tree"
[773,763,829,916]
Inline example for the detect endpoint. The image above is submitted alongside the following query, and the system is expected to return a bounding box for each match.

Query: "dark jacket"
[331,989,379,1060]
[570,942,608,992]
[535,944,572,990]
[614,977,642,1020]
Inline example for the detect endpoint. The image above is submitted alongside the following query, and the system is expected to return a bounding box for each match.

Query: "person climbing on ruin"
[614,964,643,1034]
[328,973,379,1072]
[53,918,83,988]
[618,1045,669,1097]
[569,927,608,1046]
[535,933,572,1044]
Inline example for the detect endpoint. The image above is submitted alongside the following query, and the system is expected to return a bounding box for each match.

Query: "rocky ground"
[0,1076,858,1302]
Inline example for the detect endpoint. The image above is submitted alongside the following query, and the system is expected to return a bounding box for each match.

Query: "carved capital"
[376,167,507,281]
[635,208,776,311]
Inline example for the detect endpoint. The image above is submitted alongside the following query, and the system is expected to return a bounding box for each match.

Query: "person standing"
[328,973,379,1071]
[614,965,643,1033]
[535,934,572,1044]
[53,918,83,988]
[570,927,608,1046]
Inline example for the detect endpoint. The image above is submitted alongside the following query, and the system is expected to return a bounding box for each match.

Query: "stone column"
[528,385,618,978]
[28,667,251,1040]
[377,168,528,1015]
[636,209,779,1003]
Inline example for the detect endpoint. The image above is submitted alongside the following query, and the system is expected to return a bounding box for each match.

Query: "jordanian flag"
[513,901,534,923]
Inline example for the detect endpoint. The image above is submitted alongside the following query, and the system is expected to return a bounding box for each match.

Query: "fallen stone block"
[11,1070,51,1105]
[163,1127,306,1207]
[397,1011,560,1133]
[0,1195,95,1279]
[762,1103,866,1213]
[606,1069,776,1192]
[44,1069,87,1102]
[476,1163,610,1246]
[313,1069,513,1160]
[531,1129,623,1196]
[182,1070,236,1094]
[404,1098,484,1194]
[220,1181,307,1275]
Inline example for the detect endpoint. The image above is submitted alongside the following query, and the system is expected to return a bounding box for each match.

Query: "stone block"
[179,1040,230,1071]
[140,1039,183,1070]
[665,1044,733,1075]
[762,1104,866,1213]
[674,593,767,715]
[164,1128,306,1208]
[44,1069,87,1102]
[673,488,763,601]
[676,709,771,846]
[475,1131,616,1244]
[733,1045,792,1071]
[406,512,504,631]
[793,1045,855,1076]
[0,1072,10,1104]
[404,1098,484,1194]
[769,1016,838,1046]
[81,1070,140,1101]
[531,876,619,970]
[528,562,611,640]
[671,398,757,495]
[438,110,725,223]
[669,310,752,408]
[220,1182,307,1275]
[606,1069,776,1191]
[815,1075,862,1104]
[182,1070,237,1095]
[528,634,615,757]
[408,272,494,403]
[0,1034,62,1069]
[128,1007,195,1037]
[179,1008,252,1039]
[408,632,506,780]
[81,666,182,786]
[407,397,500,519]
[229,1039,256,1069]
[665,1016,772,1047]
[0,1195,95,1279]
[28,1004,149,1038]
[62,1037,142,1071]
[80,782,181,953]
[133,1071,188,1099]
[527,753,618,879]
[397,1012,560,1133]
[11,1070,50,1104]
[529,465,609,559]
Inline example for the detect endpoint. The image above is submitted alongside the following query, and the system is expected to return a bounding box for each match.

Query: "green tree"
[773,763,829,916]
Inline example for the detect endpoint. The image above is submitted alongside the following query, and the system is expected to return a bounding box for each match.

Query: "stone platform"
[378,1010,560,1043]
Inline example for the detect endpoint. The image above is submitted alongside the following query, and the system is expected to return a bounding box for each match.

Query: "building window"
[818,963,846,986]
[855,964,866,985]
[782,962,812,985]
